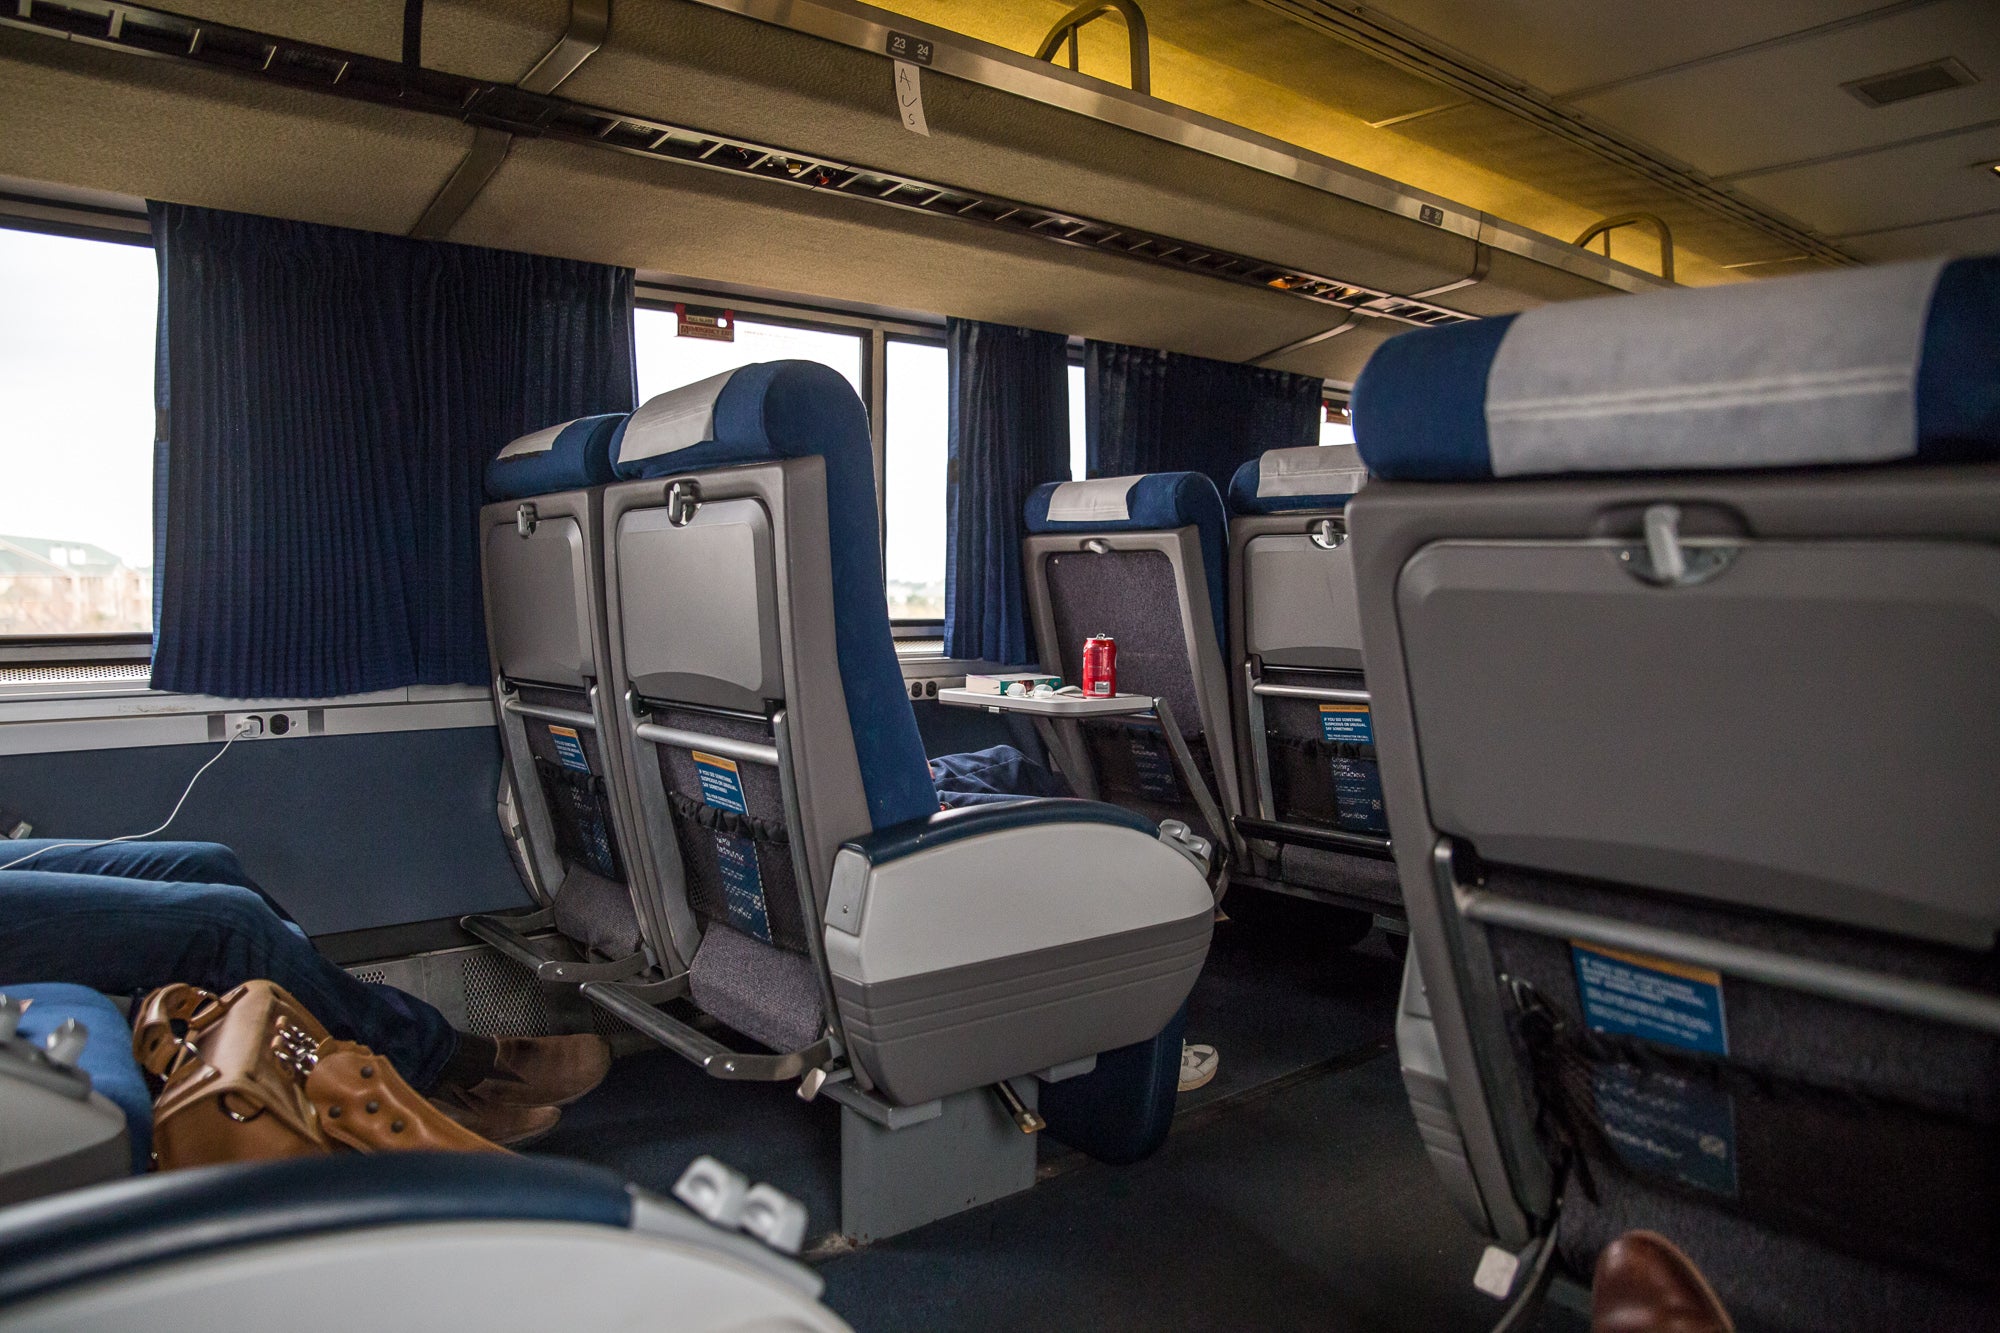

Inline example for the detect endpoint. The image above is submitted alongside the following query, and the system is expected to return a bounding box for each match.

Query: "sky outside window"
[0,227,157,635]
[633,308,863,401]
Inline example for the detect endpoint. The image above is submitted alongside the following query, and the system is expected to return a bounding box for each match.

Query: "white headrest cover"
[1257,444,1368,498]
[496,420,570,460]
[1484,256,1951,475]
[1045,475,1140,523]
[616,369,737,466]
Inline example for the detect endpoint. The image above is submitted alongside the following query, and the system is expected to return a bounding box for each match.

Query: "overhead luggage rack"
[2,0,1478,332]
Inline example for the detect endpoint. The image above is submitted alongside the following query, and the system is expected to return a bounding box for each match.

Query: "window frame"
[0,209,158,662]
[878,330,949,636]
[634,282,946,627]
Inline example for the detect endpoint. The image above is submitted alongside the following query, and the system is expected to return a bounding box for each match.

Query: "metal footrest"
[1235,814,1392,860]
[460,907,556,970]
[461,908,649,985]
[579,979,835,1081]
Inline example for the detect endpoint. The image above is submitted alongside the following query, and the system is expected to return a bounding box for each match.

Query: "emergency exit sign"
[675,304,735,342]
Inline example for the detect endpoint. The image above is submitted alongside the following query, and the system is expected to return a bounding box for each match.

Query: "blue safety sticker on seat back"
[1571,944,1730,1056]
[1592,1063,1739,1197]
[1319,704,1387,836]
[713,832,773,943]
[692,752,749,814]
[690,751,771,942]
[1128,734,1182,803]
[549,725,591,773]
[1318,703,1372,745]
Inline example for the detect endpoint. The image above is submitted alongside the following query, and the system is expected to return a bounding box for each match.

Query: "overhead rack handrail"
[1033,0,1151,96]
[1572,212,1675,284]
[0,0,1475,332]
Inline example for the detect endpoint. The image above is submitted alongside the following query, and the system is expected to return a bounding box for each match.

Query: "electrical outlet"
[221,711,304,739]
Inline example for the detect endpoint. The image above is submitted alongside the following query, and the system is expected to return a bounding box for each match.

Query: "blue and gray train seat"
[473,415,673,982]
[548,363,1214,1237]
[0,1154,847,1331]
[1019,473,1242,873]
[0,985,149,1206]
[1224,445,1403,922]
[1347,255,2000,1330]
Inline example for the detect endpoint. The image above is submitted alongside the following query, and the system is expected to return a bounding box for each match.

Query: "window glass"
[884,339,946,621]
[0,227,158,637]
[880,343,1088,624]
[1321,412,1356,447]
[633,308,863,403]
[1067,362,1087,480]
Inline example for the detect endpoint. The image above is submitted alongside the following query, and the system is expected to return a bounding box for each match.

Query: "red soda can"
[1082,635,1118,697]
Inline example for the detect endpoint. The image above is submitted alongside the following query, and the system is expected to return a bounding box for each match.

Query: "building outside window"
[0,226,158,637]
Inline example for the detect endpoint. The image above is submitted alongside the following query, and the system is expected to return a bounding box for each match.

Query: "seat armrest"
[824,803,1214,1106]
[0,1154,633,1308]
[839,798,1158,867]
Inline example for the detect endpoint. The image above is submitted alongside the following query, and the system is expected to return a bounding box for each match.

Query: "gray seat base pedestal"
[838,1084,1038,1242]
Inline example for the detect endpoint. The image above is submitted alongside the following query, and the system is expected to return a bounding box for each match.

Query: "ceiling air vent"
[1843,58,1978,108]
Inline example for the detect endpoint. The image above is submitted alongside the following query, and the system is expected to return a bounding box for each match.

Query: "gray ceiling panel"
[1840,208,2000,259]
[1346,0,1889,99]
[1736,124,2000,235]
[1569,1,2000,178]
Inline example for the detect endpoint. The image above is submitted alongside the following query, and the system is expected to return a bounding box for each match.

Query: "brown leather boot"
[427,1087,562,1149]
[1592,1231,1734,1333]
[458,1034,612,1108]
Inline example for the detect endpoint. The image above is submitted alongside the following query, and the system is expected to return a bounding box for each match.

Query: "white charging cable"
[0,720,257,874]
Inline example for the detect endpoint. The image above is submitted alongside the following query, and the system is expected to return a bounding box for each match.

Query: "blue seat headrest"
[1227,445,1368,514]
[1024,472,1229,651]
[1352,253,2000,481]
[608,362,937,832]
[483,414,626,500]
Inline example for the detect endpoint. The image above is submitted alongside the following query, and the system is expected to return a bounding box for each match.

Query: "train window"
[1321,409,1355,447]
[0,225,158,638]
[1067,362,1086,479]
[881,341,1090,625]
[633,307,864,404]
[884,337,946,622]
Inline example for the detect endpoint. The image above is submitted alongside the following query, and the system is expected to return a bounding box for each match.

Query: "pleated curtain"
[943,317,1071,665]
[1085,340,1324,492]
[148,203,635,698]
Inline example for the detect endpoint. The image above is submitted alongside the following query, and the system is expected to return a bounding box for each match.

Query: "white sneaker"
[1178,1042,1219,1093]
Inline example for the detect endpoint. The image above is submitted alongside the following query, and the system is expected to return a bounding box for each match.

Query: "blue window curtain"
[148,203,636,698]
[1085,340,1324,491]
[944,318,1070,665]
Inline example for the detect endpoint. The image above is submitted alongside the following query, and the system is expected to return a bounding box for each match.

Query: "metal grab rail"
[1250,681,1370,705]
[1033,0,1150,96]
[1459,888,2000,1037]
[632,722,779,768]
[500,697,597,730]
[1572,212,1675,284]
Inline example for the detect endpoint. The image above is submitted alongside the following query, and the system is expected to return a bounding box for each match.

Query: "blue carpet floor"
[534,899,1573,1331]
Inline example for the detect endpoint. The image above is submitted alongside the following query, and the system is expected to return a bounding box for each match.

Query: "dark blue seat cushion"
[1227,445,1368,514]
[483,413,627,500]
[1024,471,1229,650]
[7,983,150,1174]
[1352,254,2000,481]
[0,1153,633,1308]
[610,362,937,832]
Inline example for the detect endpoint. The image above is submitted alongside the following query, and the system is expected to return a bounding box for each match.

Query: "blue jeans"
[929,745,1073,808]
[0,840,459,1091]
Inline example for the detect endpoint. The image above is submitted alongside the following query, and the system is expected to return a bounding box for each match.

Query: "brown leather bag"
[133,980,503,1171]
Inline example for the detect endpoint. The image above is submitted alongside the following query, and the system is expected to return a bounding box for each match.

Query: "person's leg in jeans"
[0,840,289,918]
[0,869,455,1086]
[0,867,609,1145]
